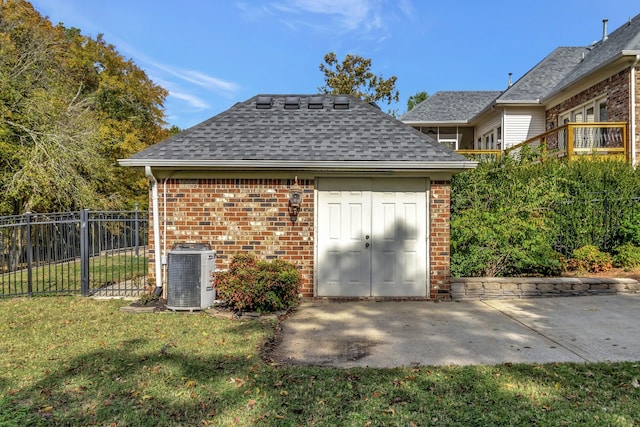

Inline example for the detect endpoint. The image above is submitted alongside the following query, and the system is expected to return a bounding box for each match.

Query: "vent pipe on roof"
[602,19,609,41]
[508,72,513,87]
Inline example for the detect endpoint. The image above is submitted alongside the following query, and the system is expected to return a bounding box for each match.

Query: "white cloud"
[169,91,211,110]
[175,69,241,94]
[281,0,374,31]
[237,0,413,36]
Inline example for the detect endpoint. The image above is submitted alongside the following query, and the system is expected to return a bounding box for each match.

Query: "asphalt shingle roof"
[550,14,640,96]
[125,94,470,165]
[399,91,502,123]
[498,47,588,102]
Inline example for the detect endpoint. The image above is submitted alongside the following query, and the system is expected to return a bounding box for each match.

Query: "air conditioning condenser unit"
[167,243,216,311]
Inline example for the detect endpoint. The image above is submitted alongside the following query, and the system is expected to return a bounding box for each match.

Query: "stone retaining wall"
[451,277,640,301]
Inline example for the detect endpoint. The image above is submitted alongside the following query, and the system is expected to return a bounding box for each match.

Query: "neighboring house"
[120,94,476,299]
[402,14,640,163]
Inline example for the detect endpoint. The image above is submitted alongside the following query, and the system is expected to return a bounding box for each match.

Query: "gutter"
[401,120,470,125]
[145,166,163,297]
[120,159,478,171]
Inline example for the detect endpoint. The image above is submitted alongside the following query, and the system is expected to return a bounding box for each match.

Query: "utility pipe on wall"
[145,166,163,296]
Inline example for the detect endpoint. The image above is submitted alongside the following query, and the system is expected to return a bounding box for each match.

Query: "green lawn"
[0,255,147,296]
[0,297,638,426]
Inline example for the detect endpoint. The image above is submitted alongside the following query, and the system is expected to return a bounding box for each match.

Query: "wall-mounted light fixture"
[289,176,302,218]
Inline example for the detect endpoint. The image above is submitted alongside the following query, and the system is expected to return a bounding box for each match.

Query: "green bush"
[618,211,640,247]
[568,245,612,273]
[451,156,640,277]
[451,157,561,277]
[215,254,301,313]
[612,243,640,270]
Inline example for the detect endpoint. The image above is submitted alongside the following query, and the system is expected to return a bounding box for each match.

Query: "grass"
[0,255,147,296]
[0,297,639,426]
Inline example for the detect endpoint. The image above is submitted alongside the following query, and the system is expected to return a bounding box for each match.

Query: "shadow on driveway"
[267,295,640,368]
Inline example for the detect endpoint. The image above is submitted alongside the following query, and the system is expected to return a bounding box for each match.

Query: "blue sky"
[31,0,638,130]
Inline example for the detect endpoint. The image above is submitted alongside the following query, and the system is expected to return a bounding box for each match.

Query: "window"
[482,132,495,149]
[561,97,607,124]
[598,101,608,121]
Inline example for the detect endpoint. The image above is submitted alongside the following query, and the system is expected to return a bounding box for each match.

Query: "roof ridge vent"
[308,95,324,109]
[333,95,349,110]
[284,96,300,109]
[256,96,272,109]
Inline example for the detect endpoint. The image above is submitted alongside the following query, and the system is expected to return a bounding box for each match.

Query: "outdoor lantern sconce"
[289,177,302,218]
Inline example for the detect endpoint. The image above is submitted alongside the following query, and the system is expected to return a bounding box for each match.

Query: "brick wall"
[149,178,315,297]
[545,68,634,160]
[545,69,630,128]
[149,177,454,299]
[429,181,451,300]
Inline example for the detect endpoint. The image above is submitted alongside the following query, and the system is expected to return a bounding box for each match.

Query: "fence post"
[26,212,33,297]
[80,209,90,296]
[134,203,140,257]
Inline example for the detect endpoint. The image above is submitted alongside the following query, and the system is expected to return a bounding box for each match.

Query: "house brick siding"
[149,177,454,299]
[429,181,451,300]
[149,178,315,297]
[545,68,634,160]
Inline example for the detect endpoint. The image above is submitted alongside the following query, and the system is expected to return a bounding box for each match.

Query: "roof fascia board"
[402,120,470,125]
[495,99,542,105]
[118,159,478,171]
[148,170,461,181]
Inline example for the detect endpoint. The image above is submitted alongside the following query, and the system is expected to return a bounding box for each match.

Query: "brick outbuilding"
[120,94,475,299]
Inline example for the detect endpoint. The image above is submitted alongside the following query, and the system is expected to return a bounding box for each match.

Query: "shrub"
[612,243,640,270]
[568,245,612,273]
[450,158,561,277]
[451,157,640,277]
[215,254,301,313]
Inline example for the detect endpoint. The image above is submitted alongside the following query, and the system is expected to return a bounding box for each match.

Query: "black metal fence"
[553,194,640,258]
[0,209,148,298]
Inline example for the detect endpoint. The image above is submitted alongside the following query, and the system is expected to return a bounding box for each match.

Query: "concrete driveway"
[268,295,640,368]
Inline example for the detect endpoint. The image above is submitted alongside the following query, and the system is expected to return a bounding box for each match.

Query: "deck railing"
[456,122,627,162]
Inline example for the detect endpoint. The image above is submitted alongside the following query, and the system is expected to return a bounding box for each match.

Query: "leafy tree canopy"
[0,0,169,214]
[318,52,399,107]
[407,91,428,111]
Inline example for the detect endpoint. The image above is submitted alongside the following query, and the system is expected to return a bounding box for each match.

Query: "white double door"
[317,178,427,297]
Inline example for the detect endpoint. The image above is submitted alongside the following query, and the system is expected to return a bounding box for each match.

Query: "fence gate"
[0,209,148,298]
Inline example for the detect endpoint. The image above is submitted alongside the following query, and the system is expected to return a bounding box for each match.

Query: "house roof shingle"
[400,14,640,126]
[498,47,588,102]
[122,94,473,169]
[399,91,502,123]
[549,14,640,97]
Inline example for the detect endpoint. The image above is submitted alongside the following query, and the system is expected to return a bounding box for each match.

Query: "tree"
[318,52,399,106]
[0,0,169,214]
[407,91,428,111]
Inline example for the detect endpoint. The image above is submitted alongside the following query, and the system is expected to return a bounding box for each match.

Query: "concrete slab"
[269,295,640,368]
[484,294,640,363]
